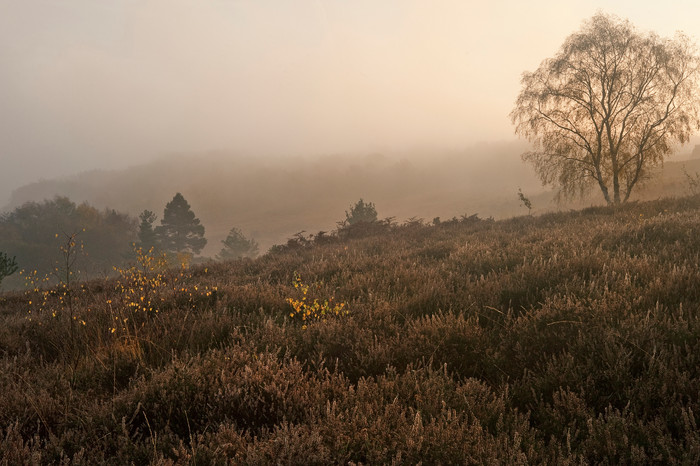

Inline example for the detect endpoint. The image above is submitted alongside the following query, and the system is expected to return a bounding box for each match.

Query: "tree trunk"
[597,178,611,204]
[594,161,612,204]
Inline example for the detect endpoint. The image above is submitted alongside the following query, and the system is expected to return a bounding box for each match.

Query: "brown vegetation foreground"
[2,196,700,464]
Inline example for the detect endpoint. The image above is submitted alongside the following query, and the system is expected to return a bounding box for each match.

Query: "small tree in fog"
[0,252,18,289]
[682,166,700,195]
[518,188,532,215]
[154,193,207,255]
[217,227,259,260]
[344,199,378,225]
[511,13,700,204]
[137,210,158,250]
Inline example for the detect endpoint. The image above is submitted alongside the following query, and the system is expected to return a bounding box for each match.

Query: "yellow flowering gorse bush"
[114,246,169,316]
[23,232,88,325]
[287,273,348,329]
[110,246,217,337]
[24,243,218,361]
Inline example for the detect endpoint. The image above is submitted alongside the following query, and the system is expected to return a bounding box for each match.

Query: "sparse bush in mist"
[343,198,378,226]
[0,252,18,289]
[518,187,532,215]
[217,227,259,261]
[683,166,700,196]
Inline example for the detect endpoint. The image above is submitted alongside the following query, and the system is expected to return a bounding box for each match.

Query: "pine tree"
[154,193,207,255]
[137,210,158,250]
[217,227,259,261]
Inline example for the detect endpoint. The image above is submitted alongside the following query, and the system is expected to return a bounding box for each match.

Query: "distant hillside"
[2,142,543,255]
[4,142,700,256]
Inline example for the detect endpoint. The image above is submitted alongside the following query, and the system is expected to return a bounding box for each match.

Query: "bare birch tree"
[511,13,700,204]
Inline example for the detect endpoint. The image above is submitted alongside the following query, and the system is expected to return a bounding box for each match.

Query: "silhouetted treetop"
[137,210,158,251]
[154,193,207,255]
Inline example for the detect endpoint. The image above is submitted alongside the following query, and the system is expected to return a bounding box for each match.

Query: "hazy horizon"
[3,0,700,205]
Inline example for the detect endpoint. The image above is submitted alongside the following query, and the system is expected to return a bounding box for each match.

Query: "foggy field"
[2,195,700,462]
[5,1,700,463]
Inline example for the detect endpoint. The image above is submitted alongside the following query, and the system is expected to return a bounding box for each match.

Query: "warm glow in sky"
[2,0,700,202]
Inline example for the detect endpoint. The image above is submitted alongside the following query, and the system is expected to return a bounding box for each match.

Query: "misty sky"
[2,0,700,205]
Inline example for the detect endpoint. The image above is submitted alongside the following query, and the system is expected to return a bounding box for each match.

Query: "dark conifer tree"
[137,210,158,251]
[154,193,207,255]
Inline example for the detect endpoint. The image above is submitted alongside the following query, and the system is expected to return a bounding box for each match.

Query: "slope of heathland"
[2,195,700,463]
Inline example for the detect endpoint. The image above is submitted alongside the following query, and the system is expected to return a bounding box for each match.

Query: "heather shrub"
[342,198,378,226]
[3,194,700,462]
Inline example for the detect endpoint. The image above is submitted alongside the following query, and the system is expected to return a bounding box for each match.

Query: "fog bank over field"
[3,1,700,207]
[3,142,544,254]
[5,140,700,257]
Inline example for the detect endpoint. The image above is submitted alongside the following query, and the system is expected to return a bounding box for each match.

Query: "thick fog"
[2,0,700,205]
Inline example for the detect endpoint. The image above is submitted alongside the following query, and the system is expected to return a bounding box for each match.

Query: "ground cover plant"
[2,195,700,463]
